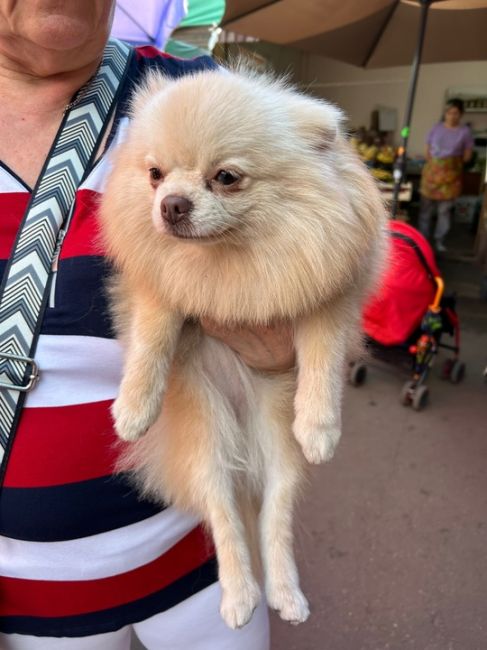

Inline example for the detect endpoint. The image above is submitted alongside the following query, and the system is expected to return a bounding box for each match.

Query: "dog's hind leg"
[130,330,262,630]
[206,489,262,629]
[179,340,262,630]
[256,377,310,624]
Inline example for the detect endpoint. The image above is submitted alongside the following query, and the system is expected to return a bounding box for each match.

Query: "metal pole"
[391,0,432,218]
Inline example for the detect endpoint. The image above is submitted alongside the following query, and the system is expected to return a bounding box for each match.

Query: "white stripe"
[24,334,123,408]
[0,507,199,581]
[79,117,130,194]
[0,166,29,193]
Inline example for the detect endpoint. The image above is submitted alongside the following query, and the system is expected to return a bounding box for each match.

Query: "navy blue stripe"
[106,48,217,152]
[0,473,164,541]
[44,255,114,338]
[140,52,216,78]
[0,557,218,637]
[0,256,115,339]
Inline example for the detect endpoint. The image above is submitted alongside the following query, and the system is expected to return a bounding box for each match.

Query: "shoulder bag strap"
[0,38,133,481]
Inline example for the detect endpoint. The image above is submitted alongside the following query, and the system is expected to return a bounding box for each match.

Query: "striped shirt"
[0,46,218,638]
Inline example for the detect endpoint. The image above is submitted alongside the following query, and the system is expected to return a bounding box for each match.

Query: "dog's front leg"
[293,298,356,464]
[113,296,183,442]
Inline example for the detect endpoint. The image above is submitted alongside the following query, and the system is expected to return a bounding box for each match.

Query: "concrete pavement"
[270,294,487,650]
[131,257,487,650]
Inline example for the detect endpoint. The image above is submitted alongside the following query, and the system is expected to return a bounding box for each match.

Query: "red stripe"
[135,45,173,60]
[3,401,123,487]
[0,190,105,261]
[0,526,215,617]
[60,189,105,259]
[0,193,30,258]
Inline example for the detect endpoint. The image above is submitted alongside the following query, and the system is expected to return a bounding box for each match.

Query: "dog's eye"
[214,170,240,186]
[149,167,163,183]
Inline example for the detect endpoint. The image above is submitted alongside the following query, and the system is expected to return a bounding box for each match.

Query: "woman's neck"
[0,54,102,117]
[0,53,104,188]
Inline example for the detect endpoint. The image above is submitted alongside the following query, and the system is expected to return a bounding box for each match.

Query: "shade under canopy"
[223,0,487,68]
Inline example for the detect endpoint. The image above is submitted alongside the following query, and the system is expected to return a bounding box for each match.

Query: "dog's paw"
[220,582,261,629]
[293,420,341,464]
[111,397,155,442]
[267,584,310,625]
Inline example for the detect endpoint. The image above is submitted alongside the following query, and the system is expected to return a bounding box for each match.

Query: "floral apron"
[420,155,463,201]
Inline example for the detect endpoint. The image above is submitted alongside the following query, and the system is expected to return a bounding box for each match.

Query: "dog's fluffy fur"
[99,67,387,629]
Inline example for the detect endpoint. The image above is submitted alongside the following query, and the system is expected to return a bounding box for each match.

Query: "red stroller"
[349,221,464,410]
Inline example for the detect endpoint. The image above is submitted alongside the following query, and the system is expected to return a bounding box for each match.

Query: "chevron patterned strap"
[0,39,132,475]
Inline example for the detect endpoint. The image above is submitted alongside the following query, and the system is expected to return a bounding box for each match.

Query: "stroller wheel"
[441,358,454,380]
[449,360,465,384]
[400,380,415,406]
[349,362,367,387]
[412,385,429,411]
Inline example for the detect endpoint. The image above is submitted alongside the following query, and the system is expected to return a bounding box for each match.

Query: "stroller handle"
[429,276,444,313]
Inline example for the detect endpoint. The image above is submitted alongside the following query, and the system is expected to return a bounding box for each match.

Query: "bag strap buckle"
[0,352,40,392]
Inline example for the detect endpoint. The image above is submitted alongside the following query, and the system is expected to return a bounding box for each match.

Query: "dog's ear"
[289,96,344,152]
[129,71,172,120]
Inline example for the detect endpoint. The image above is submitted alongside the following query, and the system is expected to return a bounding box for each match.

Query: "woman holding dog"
[0,1,292,647]
[418,98,474,253]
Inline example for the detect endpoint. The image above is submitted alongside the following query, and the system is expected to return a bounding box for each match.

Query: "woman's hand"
[200,318,295,373]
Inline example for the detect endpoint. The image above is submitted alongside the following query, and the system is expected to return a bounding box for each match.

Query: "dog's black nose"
[161,195,193,225]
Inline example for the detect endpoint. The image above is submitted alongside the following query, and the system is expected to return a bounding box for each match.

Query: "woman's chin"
[29,17,98,51]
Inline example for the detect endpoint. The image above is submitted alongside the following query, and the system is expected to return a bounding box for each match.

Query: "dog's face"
[144,148,255,242]
[102,67,387,320]
[125,69,345,245]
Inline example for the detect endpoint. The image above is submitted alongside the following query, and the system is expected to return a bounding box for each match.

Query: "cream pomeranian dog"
[99,67,387,629]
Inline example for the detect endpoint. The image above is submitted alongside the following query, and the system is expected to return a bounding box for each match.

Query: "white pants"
[0,583,270,650]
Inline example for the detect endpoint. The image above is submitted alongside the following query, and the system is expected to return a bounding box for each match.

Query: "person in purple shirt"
[419,98,474,253]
